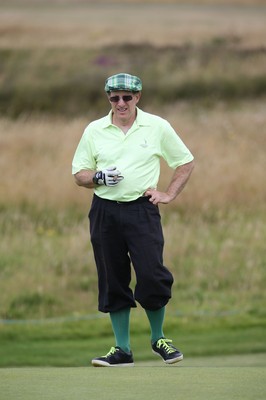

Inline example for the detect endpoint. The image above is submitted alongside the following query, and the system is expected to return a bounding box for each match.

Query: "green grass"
[1,356,266,400]
[0,313,265,367]
[1,206,265,320]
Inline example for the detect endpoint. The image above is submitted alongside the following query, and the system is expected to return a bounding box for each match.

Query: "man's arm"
[74,166,124,188]
[74,169,96,189]
[145,160,195,205]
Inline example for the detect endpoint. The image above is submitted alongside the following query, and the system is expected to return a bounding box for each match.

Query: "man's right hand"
[93,166,124,186]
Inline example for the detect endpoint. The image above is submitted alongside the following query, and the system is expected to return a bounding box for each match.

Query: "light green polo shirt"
[72,107,194,202]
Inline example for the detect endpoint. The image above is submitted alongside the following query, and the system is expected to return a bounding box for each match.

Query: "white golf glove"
[93,166,124,186]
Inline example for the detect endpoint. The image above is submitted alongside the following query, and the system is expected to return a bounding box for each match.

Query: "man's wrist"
[93,171,104,185]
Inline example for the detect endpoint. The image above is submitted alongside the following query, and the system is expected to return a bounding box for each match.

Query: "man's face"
[108,91,141,122]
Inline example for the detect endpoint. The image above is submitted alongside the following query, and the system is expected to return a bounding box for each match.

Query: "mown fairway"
[1,354,266,400]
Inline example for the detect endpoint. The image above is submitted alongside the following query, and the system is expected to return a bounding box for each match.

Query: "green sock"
[110,308,131,353]
[145,306,165,344]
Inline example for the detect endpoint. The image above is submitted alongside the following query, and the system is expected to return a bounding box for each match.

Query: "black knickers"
[89,194,174,313]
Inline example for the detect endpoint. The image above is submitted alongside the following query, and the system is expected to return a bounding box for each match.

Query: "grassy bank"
[0,312,265,366]
[1,43,266,117]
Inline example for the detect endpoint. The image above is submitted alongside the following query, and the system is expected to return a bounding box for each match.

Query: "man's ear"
[135,92,142,104]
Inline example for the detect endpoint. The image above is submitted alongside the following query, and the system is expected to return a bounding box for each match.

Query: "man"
[72,73,194,367]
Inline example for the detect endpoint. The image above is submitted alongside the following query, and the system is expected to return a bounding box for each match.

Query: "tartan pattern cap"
[105,73,142,93]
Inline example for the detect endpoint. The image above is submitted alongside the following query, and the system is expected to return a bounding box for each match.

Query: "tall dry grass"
[1,100,265,212]
[0,116,88,208]
[160,100,266,211]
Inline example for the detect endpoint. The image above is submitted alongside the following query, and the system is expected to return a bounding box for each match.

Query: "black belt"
[95,195,151,205]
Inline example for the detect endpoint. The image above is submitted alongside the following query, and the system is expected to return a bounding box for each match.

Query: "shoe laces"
[156,338,177,354]
[103,347,118,357]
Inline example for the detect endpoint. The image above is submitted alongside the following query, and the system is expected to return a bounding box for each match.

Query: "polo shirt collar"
[102,111,113,129]
[135,108,151,127]
[103,107,151,129]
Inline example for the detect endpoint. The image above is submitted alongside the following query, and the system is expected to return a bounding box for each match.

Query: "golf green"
[1,354,265,400]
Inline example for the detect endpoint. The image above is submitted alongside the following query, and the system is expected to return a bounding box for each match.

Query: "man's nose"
[117,97,126,105]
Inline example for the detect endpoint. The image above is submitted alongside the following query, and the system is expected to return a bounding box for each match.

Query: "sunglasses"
[109,95,133,103]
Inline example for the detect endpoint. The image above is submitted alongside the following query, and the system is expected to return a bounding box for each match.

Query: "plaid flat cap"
[104,73,142,92]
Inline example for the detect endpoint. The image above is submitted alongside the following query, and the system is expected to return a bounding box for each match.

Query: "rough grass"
[1,43,266,116]
[0,203,265,320]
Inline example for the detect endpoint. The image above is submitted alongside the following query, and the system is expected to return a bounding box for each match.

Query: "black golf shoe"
[152,338,183,364]
[91,346,134,367]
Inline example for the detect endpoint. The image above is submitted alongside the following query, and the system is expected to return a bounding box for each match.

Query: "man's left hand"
[144,188,172,205]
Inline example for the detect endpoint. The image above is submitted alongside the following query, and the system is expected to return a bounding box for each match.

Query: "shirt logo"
[140,139,148,148]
